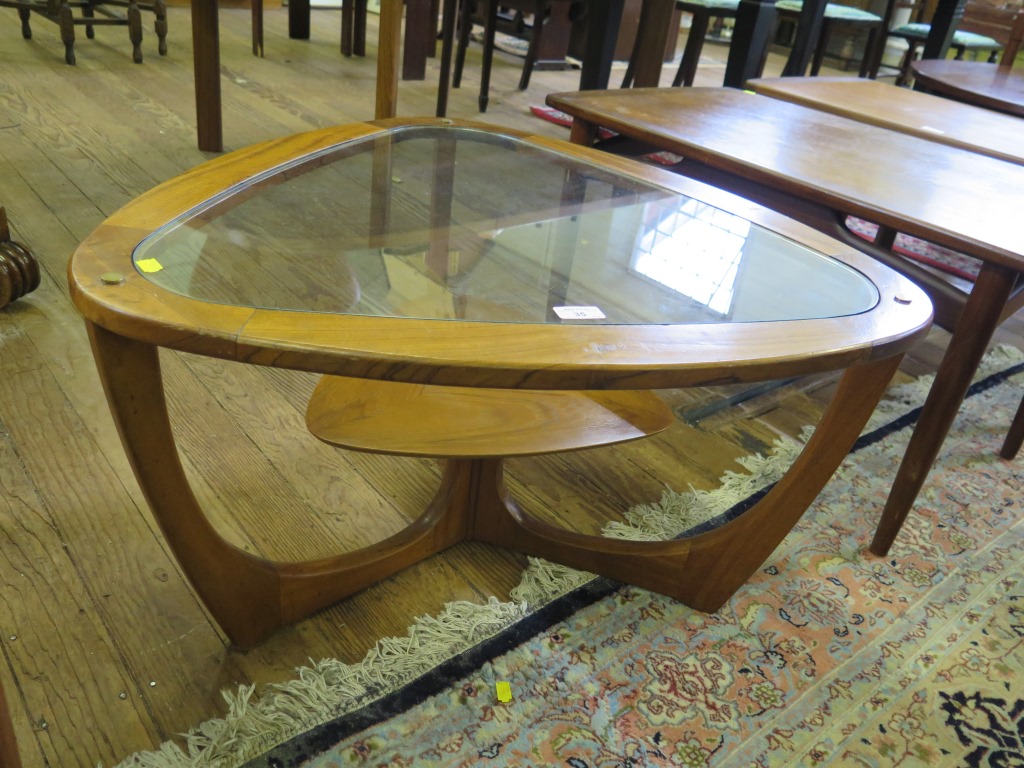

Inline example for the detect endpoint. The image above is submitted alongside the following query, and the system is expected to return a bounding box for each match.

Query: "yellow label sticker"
[495,681,512,703]
[137,258,164,273]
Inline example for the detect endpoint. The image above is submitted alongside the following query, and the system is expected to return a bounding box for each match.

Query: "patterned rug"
[116,346,1024,767]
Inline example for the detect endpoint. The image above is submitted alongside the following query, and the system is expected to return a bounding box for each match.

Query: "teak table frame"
[68,119,931,648]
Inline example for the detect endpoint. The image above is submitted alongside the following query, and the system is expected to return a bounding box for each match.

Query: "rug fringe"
[111,344,1024,768]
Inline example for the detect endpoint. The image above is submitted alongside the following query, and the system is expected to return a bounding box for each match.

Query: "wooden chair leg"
[1000,391,1024,460]
[251,0,263,56]
[342,0,354,55]
[354,0,367,55]
[453,0,473,88]
[863,25,883,77]
[435,0,459,115]
[58,1,76,64]
[674,9,711,86]
[128,0,143,62]
[82,0,96,38]
[17,6,32,39]
[153,0,167,55]
[478,0,498,111]
[810,17,831,75]
[517,0,547,89]
[895,39,919,85]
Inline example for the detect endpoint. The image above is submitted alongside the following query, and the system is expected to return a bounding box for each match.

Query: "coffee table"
[68,118,930,648]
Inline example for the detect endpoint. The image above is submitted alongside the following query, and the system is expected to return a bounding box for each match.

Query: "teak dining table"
[911,59,1024,119]
[546,86,1024,556]
[747,76,1024,166]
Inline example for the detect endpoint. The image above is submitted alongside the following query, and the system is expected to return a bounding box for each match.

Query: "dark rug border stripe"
[250,359,1024,767]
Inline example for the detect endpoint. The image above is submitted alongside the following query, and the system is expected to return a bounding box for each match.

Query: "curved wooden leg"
[870,262,1017,555]
[472,355,903,612]
[86,323,473,648]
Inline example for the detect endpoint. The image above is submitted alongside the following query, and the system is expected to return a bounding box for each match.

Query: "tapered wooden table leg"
[870,263,1017,556]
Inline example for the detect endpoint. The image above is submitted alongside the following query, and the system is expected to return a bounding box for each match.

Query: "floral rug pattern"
[244,353,1024,768]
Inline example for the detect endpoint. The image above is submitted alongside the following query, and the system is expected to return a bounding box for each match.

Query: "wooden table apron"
[547,86,1024,558]
[67,118,931,649]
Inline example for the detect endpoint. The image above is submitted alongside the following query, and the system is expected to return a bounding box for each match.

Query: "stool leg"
[674,9,710,86]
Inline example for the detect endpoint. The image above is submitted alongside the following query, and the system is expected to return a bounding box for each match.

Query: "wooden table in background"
[546,86,1024,556]
[748,76,1024,165]
[911,59,1024,118]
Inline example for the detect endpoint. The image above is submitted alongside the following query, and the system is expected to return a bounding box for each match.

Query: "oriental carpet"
[117,346,1024,768]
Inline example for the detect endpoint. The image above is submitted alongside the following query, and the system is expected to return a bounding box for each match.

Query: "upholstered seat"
[887,22,1002,83]
[774,0,886,77]
[627,0,885,88]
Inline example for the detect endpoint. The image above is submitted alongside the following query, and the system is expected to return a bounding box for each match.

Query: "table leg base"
[87,320,902,647]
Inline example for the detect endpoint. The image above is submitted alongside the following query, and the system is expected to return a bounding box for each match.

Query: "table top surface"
[547,87,1024,271]
[911,59,1024,117]
[68,119,930,390]
[747,76,1024,166]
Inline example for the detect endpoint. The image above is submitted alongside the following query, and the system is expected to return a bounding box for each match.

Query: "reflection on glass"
[633,199,749,318]
[134,126,878,325]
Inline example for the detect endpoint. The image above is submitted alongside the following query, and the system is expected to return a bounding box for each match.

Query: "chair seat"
[676,0,740,11]
[889,21,1001,48]
[776,0,882,22]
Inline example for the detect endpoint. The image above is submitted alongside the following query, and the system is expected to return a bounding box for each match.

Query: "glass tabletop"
[134,125,878,325]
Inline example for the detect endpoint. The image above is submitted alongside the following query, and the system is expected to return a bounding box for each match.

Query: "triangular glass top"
[134,126,877,324]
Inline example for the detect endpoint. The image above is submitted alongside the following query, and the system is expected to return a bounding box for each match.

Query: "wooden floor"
[1,7,1022,765]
